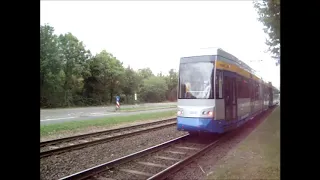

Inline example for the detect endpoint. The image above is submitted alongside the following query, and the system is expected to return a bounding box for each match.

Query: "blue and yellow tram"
[177,48,279,134]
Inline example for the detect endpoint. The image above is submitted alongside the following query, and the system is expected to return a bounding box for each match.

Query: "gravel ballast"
[88,135,215,180]
[40,126,187,180]
[40,120,175,153]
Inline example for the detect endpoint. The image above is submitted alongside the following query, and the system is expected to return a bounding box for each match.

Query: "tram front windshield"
[178,61,214,99]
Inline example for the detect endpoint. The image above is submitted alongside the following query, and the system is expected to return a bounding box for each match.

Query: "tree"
[157,71,164,77]
[95,50,125,103]
[40,24,64,107]
[58,33,91,106]
[136,68,155,97]
[137,68,154,79]
[82,54,109,105]
[254,0,280,65]
[140,76,168,102]
[122,66,140,103]
[165,69,178,101]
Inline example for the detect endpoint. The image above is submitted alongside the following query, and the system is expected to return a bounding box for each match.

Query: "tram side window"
[259,83,263,100]
[243,77,250,98]
[263,85,267,100]
[236,76,242,98]
[237,76,250,98]
[250,80,255,100]
[255,82,260,100]
[254,82,257,100]
[262,85,264,98]
[215,70,223,99]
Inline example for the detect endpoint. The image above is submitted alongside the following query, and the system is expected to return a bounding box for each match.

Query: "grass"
[119,105,177,112]
[207,106,280,180]
[40,110,176,137]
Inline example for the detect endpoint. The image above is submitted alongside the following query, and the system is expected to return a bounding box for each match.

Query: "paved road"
[40,102,177,125]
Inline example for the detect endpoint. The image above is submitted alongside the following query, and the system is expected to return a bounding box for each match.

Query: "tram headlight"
[202,111,214,116]
[177,110,183,116]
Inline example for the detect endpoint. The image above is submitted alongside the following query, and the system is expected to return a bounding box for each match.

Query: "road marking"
[90,112,106,115]
[40,117,76,121]
[86,113,120,116]
[41,112,121,121]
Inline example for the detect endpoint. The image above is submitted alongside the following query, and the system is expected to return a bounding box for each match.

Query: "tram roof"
[180,47,278,90]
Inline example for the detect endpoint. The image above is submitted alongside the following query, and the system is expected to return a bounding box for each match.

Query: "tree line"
[40,24,178,108]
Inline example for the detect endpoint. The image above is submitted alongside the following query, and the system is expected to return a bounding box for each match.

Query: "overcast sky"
[40,1,280,89]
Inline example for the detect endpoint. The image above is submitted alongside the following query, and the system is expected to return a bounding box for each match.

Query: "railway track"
[40,118,177,158]
[59,134,221,180]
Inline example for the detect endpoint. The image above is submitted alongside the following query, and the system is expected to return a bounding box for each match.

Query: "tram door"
[224,72,237,121]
